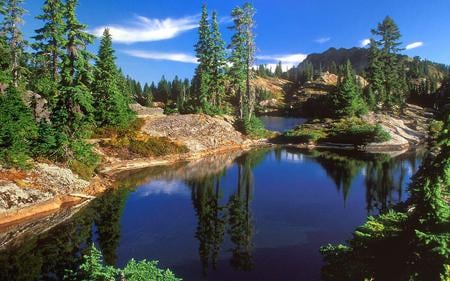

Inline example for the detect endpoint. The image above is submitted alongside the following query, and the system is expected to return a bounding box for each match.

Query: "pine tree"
[275,61,283,77]
[367,38,385,107]
[32,0,65,82]
[53,0,95,138]
[209,11,226,109]
[0,0,26,87]
[331,60,367,117]
[229,2,256,120]
[192,4,213,112]
[370,16,406,110]
[93,28,134,129]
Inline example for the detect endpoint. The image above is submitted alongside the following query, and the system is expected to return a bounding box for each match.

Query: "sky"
[21,0,450,84]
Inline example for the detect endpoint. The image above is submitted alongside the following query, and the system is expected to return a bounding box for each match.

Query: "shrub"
[237,116,270,139]
[429,120,444,140]
[129,137,189,157]
[67,244,180,281]
[93,118,146,139]
[284,127,327,143]
[68,140,100,180]
[0,88,38,169]
[325,118,391,145]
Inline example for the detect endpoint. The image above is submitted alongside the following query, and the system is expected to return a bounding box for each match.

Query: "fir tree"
[192,4,213,112]
[209,11,226,109]
[331,60,367,117]
[93,28,134,129]
[229,2,256,120]
[275,61,283,77]
[369,16,406,110]
[32,0,65,82]
[0,0,26,87]
[52,0,95,138]
[367,38,385,107]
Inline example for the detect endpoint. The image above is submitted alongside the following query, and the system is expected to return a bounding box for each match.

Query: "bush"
[0,88,38,169]
[93,118,146,139]
[325,118,391,145]
[237,116,270,139]
[284,127,327,143]
[67,244,180,281]
[129,137,189,157]
[68,140,100,180]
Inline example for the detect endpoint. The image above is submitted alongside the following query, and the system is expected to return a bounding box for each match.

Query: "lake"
[0,147,424,281]
[259,116,307,132]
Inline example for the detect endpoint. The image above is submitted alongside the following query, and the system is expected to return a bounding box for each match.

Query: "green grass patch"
[237,116,272,139]
[282,117,391,145]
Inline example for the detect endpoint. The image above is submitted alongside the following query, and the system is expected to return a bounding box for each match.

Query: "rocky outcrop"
[129,103,164,117]
[0,163,95,222]
[141,114,246,152]
[363,104,432,152]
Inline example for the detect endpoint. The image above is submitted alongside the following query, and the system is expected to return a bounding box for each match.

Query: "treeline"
[126,75,191,111]
[302,16,449,119]
[0,0,134,172]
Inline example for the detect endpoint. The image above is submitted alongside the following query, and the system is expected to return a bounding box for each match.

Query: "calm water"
[260,116,307,132]
[0,147,424,281]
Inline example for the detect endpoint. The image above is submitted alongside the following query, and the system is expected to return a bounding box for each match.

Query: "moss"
[69,159,97,180]
[284,127,327,143]
[101,136,189,159]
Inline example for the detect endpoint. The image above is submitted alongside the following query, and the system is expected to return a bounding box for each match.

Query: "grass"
[282,117,391,146]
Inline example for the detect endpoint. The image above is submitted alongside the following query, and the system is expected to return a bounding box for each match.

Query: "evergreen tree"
[209,11,226,109]
[369,16,406,110]
[367,38,385,107]
[274,61,283,77]
[331,60,367,117]
[93,29,134,129]
[192,4,213,112]
[229,2,256,120]
[52,0,95,138]
[0,0,26,87]
[32,0,65,82]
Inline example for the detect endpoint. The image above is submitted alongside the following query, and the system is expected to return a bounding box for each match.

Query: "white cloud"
[124,50,198,64]
[137,180,188,197]
[315,37,331,44]
[90,15,199,44]
[257,53,307,65]
[405,41,424,50]
[360,38,371,47]
[256,53,307,71]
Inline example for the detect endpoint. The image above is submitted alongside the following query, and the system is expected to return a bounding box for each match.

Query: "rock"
[23,91,51,122]
[33,163,90,195]
[141,114,245,153]
[129,103,164,116]
[0,183,52,213]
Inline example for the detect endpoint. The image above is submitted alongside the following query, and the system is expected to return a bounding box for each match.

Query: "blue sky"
[21,0,450,84]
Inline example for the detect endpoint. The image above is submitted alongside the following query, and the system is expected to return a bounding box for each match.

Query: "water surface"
[0,147,424,281]
[260,116,307,132]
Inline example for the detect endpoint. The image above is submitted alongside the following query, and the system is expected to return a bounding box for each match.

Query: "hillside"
[296,47,447,78]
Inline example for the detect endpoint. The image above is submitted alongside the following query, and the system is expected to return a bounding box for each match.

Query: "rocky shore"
[0,103,432,231]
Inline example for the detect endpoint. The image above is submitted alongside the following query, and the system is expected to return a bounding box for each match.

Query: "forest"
[0,0,448,280]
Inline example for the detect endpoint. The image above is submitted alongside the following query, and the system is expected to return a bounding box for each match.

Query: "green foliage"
[326,118,391,145]
[368,16,408,110]
[72,244,181,281]
[68,140,99,179]
[237,116,270,139]
[320,117,450,281]
[0,88,37,168]
[93,28,135,129]
[284,126,327,143]
[330,60,368,117]
[128,138,189,158]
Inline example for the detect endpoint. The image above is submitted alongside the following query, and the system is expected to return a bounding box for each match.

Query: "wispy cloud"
[405,41,424,50]
[256,53,308,71]
[124,50,198,64]
[90,15,199,44]
[360,38,371,47]
[257,53,307,64]
[315,37,331,44]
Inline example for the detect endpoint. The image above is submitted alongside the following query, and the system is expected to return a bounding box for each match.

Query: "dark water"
[260,116,307,132]
[0,147,424,281]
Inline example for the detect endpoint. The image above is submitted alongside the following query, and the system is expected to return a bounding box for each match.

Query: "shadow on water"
[0,147,425,281]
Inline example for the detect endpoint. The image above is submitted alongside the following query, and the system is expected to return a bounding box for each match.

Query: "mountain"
[295,47,448,78]
[300,47,369,73]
